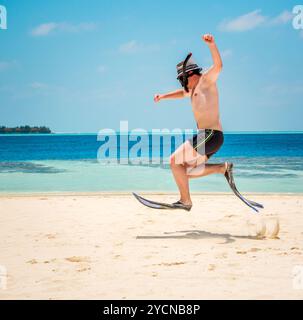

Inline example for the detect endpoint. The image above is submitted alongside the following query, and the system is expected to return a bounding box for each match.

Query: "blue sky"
[0,0,302,132]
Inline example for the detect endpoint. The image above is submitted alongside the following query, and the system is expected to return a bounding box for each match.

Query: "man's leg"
[170,157,191,205]
[187,163,226,178]
[170,140,228,205]
[170,141,203,206]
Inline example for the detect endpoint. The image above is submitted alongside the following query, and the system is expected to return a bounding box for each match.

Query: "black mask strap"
[182,53,192,93]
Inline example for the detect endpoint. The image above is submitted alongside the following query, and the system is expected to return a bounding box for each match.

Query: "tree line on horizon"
[0,126,52,134]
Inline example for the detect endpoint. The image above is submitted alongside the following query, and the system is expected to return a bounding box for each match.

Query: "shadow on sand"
[137,230,261,244]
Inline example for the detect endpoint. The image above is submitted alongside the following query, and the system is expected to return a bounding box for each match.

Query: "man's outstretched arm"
[154,89,189,103]
[202,34,223,83]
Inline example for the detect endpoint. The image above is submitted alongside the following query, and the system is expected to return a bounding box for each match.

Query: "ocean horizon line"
[1,130,303,136]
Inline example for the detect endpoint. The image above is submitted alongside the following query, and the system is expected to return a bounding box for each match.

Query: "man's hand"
[202,34,215,45]
[201,34,222,83]
[154,94,162,103]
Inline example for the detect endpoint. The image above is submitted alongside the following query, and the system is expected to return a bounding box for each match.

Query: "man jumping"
[134,34,262,212]
[154,34,231,211]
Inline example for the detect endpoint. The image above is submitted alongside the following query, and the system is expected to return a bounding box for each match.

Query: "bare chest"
[191,85,217,110]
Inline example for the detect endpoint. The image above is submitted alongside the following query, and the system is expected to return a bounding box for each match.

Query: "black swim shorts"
[188,129,224,158]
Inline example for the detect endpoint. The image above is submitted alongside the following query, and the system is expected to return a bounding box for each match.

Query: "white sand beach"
[0,193,303,300]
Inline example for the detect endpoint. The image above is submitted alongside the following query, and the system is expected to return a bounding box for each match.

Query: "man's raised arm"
[154,89,189,103]
[202,34,223,83]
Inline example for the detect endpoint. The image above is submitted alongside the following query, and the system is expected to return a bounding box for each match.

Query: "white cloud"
[221,49,233,58]
[30,22,97,37]
[29,82,48,89]
[264,83,303,95]
[97,65,106,74]
[269,10,293,25]
[0,61,16,72]
[28,82,66,94]
[0,61,11,71]
[31,23,58,36]
[119,40,139,53]
[119,40,160,54]
[219,10,266,32]
[218,9,294,32]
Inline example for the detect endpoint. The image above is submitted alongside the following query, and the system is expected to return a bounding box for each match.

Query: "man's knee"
[170,155,176,167]
[170,154,183,167]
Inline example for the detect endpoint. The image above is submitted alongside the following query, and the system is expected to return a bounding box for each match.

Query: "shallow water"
[0,133,302,193]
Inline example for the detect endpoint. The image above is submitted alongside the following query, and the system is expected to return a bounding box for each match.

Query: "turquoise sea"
[0,132,303,193]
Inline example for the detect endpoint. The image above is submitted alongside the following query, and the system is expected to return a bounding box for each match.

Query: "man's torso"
[191,76,222,131]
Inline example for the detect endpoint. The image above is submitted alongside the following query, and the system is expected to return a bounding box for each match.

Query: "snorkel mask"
[179,53,192,93]
[177,53,202,93]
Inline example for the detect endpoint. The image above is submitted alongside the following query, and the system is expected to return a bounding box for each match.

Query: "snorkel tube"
[182,53,192,93]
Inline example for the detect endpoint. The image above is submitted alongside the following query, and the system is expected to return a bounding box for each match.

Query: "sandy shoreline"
[2,192,303,197]
[0,193,303,300]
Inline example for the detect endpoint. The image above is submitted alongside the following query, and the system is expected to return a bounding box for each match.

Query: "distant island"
[0,126,52,134]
